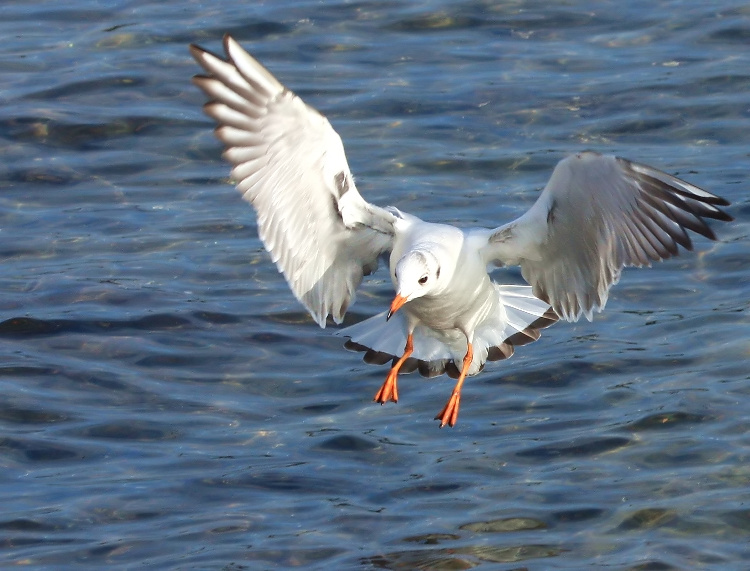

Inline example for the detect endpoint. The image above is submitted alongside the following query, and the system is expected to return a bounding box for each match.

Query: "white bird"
[190,35,732,428]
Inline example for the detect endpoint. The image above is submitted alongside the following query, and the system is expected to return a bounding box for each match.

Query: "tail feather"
[499,284,552,332]
[337,285,558,378]
[336,310,453,361]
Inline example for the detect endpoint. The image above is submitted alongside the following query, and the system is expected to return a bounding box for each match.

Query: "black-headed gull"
[190,36,732,427]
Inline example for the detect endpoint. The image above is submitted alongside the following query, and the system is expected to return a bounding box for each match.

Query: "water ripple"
[0,0,747,569]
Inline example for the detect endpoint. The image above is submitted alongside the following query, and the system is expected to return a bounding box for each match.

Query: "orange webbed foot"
[434,342,472,428]
[374,370,399,404]
[373,333,413,405]
[434,392,461,428]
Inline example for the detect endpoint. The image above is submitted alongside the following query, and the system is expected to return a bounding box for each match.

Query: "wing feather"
[482,152,732,321]
[190,35,397,326]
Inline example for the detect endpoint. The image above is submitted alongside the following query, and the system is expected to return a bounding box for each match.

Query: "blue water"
[1,1,748,568]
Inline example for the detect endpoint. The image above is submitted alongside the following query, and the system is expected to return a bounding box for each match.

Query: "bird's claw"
[434,393,461,428]
[374,371,398,404]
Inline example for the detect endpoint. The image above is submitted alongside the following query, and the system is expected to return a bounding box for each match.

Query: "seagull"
[189,35,732,428]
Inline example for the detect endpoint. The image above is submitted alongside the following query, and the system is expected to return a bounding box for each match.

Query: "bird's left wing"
[190,35,396,326]
[481,152,732,321]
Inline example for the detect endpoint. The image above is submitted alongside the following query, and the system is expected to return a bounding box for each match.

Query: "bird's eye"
[418,276,428,285]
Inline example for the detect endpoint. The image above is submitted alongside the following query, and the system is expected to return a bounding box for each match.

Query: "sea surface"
[1,1,748,569]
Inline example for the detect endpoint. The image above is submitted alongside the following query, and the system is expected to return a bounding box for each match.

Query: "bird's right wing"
[190,35,397,326]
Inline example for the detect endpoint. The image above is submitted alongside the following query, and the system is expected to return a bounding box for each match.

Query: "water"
[0,0,748,568]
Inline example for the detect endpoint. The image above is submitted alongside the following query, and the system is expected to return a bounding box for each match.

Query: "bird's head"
[387,249,443,320]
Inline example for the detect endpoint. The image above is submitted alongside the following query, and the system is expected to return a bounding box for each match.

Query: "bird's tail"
[337,285,558,379]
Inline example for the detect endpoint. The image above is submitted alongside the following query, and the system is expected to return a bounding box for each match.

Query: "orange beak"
[387,294,408,321]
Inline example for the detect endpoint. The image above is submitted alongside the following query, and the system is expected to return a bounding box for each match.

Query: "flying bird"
[189,35,732,427]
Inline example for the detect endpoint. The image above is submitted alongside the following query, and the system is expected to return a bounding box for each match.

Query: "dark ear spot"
[436,267,440,279]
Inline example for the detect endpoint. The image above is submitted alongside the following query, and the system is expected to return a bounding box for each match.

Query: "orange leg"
[434,342,474,428]
[374,334,414,404]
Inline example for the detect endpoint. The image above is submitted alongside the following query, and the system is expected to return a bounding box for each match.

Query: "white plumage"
[190,35,732,427]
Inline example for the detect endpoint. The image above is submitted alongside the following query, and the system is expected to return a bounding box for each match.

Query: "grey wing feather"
[482,152,732,322]
[190,35,396,327]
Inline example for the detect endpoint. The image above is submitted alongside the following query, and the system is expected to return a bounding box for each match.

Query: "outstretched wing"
[190,35,396,327]
[481,152,732,321]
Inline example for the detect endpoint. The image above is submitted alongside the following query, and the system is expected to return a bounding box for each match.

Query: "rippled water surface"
[1,1,749,568]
